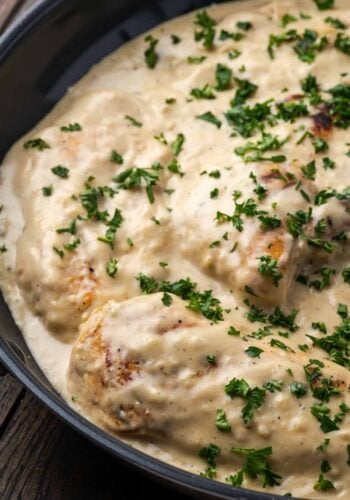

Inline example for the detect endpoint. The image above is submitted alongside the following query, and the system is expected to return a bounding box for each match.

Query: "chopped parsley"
[245,346,264,358]
[342,267,350,284]
[289,382,308,398]
[23,138,50,151]
[194,10,216,49]
[263,380,283,392]
[110,150,123,164]
[137,274,223,322]
[144,35,159,69]
[114,164,161,204]
[171,133,185,156]
[314,474,335,492]
[335,33,350,55]
[325,16,346,29]
[228,446,281,487]
[42,185,53,196]
[237,21,253,31]
[187,56,207,64]
[216,409,231,432]
[225,378,266,424]
[215,64,232,91]
[161,292,173,307]
[311,403,340,433]
[313,0,334,10]
[196,111,222,128]
[125,115,142,127]
[281,14,297,28]
[60,123,82,132]
[199,443,220,478]
[257,255,282,287]
[190,84,216,100]
[106,258,118,278]
[51,165,69,178]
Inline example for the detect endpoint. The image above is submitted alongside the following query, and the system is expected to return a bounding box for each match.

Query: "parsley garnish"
[216,409,231,432]
[301,160,316,180]
[51,165,69,178]
[42,185,53,196]
[137,274,223,322]
[245,346,264,358]
[24,138,50,151]
[187,56,207,64]
[237,21,252,31]
[314,474,335,492]
[110,150,123,164]
[289,381,308,398]
[60,123,82,132]
[125,115,142,127]
[171,133,185,156]
[257,255,282,287]
[196,111,222,128]
[342,267,350,284]
[161,292,173,307]
[311,403,340,433]
[144,35,159,69]
[335,33,350,55]
[114,164,161,204]
[215,64,232,91]
[281,14,297,27]
[313,0,334,10]
[325,16,346,29]
[194,10,216,49]
[228,446,281,487]
[263,380,283,392]
[190,84,216,100]
[219,30,244,42]
[225,378,266,424]
[106,258,118,278]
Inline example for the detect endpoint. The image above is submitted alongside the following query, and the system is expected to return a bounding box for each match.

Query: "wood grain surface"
[0,2,189,499]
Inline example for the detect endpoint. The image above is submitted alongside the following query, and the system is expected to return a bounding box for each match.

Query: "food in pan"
[1,0,350,497]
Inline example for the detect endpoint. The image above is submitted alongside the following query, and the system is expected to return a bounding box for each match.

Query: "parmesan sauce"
[1,0,350,497]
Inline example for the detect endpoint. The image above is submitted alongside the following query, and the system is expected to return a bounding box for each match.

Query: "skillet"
[0,1,290,498]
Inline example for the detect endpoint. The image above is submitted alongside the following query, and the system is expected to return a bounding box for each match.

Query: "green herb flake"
[194,10,217,49]
[51,165,69,178]
[245,346,264,358]
[229,446,281,487]
[215,63,232,91]
[24,138,50,151]
[42,185,53,196]
[106,258,118,278]
[144,35,159,69]
[196,111,222,128]
[60,123,82,132]
[313,0,334,10]
[289,381,308,398]
[216,409,231,432]
[161,292,173,307]
[171,34,181,44]
[325,16,346,29]
[314,474,335,492]
[257,255,283,287]
[263,380,283,392]
[111,150,124,165]
[125,115,142,127]
[187,55,207,64]
[281,14,298,28]
[171,133,185,156]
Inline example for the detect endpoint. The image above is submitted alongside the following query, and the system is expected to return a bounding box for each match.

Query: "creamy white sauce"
[1,0,350,497]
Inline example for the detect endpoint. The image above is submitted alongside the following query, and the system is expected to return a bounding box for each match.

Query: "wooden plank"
[0,373,23,430]
[0,386,188,499]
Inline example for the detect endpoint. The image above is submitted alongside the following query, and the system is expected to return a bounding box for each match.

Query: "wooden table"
[0,2,189,499]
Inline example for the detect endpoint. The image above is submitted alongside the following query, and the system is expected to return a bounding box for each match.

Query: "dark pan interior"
[0,1,289,498]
